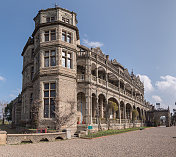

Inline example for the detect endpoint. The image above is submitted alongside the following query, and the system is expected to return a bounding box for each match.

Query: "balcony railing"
[92,75,96,82]
[98,78,106,86]
[77,74,85,81]
[108,83,119,91]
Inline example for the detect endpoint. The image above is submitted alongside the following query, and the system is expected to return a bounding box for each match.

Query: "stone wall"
[7,132,66,145]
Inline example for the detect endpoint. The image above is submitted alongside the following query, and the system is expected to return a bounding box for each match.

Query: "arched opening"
[21,140,33,144]
[40,138,49,142]
[98,67,106,80]
[108,98,119,119]
[55,136,64,140]
[77,61,86,81]
[98,94,106,119]
[125,83,132,97]
[108,73,119,90]
[126,103,132,120]
[91,63,96,76]
[120,80,124,93]
[136,92,141,102]
[160,116,166,126]
[137,107,141,120]
[120,101,125,119]
[77,92,86,124]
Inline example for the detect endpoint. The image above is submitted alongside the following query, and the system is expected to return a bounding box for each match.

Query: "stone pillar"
[90,95,92,124]
[124,103,126,119]
[85,88,91,124]
[66,129,71,139]
[0,131,7,145]
[118,105,121,124]
[96,95,99,124]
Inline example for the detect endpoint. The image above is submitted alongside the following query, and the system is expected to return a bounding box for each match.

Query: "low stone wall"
[78,123,143,133]
[7,132,67,145]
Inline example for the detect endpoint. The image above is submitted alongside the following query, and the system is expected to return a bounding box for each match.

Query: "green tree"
[106,100,118,130]
[132,109,139,127]
[4,102,13,122]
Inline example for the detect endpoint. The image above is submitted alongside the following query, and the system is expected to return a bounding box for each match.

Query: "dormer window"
[46,16,56,23]
[62,17,70,24]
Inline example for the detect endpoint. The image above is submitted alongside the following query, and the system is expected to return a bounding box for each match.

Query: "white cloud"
[83,39,104,48]
[156,75,176,91]
[152,95,162,102]
[137,74,154,93]
[0,76,5,81]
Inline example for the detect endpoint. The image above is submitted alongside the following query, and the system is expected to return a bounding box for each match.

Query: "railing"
[77,74,85,81]
[108,83,119,91]
[77,51,89,57]
[98,78,106,86]
[92,75,96,82]
[126,92,132,97]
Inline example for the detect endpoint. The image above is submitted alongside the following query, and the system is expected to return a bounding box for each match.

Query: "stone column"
[85,88,91,124]
[90,95,92,124]
[96,95,99,124]
[0,131,7,145]
[124,103,127,120]
[118,104,121,124]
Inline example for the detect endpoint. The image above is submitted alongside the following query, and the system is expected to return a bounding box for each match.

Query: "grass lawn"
[84,127,148,139]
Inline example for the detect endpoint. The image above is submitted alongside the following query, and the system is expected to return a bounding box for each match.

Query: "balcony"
[77,74,85,81]
[98,78,106,86]
[108,82,119,91]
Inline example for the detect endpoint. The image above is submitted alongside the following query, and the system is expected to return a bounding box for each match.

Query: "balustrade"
[77,74,85,81]
[108,82,119,91]
[98,78,106,86]
[91,75,96,82]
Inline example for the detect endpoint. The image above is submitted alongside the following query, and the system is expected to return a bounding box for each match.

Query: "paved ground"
[0,126,176,157]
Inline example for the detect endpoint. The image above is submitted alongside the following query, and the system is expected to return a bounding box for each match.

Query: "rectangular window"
[51,17,55,22]
[44,31,49,41]
[44,50,56,67]
[67,53,71,68]
[46,17,55,23]
[44,82,56,118]
[46,17,50,23]
[62,50,72,69]
[66,19,69,24]
[50,50,56,66]
[62,31,72,43]
[62,51,66,67]
[67,33,71,43]
[62,17,65,22]
[62,31,66,41]
[62,17,70,24]
[44,51,49,67]
[51,30,56,41]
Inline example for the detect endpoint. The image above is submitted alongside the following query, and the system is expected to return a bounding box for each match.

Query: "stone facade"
[12,6,152,133]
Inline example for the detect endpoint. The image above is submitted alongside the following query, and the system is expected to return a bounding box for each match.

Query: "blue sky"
[0,0,176,112]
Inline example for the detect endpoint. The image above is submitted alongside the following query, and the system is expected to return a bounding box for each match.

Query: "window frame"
[44,50,56,67]
[62,49,73,69]
[61,30,72,43]
[44,29,56,42]
[43,82,56,118]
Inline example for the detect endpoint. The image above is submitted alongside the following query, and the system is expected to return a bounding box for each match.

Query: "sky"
[0,0,176,112]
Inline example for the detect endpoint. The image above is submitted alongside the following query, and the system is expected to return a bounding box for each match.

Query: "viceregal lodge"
[11,6,153,134]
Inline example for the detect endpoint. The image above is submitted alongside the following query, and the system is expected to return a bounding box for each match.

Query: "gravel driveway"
[0,126,176,157]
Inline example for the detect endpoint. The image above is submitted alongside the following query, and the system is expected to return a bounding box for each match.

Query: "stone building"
[14,6,152,133]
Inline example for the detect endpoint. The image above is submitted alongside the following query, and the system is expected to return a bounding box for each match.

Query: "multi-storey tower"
[21,6,79,131]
